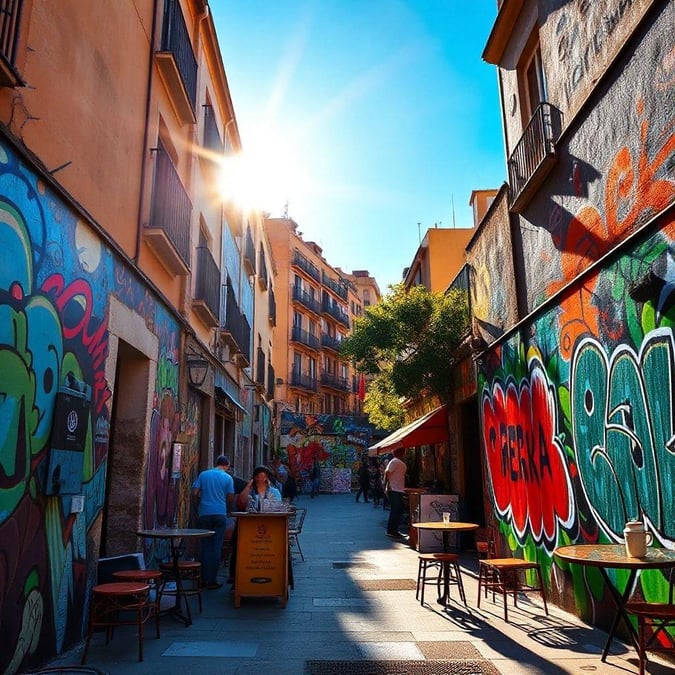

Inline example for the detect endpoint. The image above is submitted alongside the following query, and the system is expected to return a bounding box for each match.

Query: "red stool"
[112,569,163,638]
[81,581,151,664]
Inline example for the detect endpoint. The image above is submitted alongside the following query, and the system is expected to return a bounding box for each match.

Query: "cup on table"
[623,521,652,557]
[442,512,451,524]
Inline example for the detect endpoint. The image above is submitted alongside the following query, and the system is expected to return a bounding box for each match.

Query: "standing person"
[355,457,370,502]
[369,460,381,507]
[191,455,235,589]
[311,458,321,498]
[384,448,407,538]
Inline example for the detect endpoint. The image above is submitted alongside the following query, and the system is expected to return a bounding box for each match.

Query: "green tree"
[341,283,469,422]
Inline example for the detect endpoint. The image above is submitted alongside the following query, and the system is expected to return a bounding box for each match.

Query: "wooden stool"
[112,569,163,638]
[477,558,548,622]
[159,560,203,617]
[416,553,466,606]
[81,581,151,663]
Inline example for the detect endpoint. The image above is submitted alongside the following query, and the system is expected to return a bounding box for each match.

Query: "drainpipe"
[133,0,160,264]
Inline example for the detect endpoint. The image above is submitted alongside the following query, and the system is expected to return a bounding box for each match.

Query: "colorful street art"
[279,412,371,493]
[0,139,182,673]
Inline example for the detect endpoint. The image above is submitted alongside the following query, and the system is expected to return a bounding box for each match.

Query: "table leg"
[598,567,639,661]
[435,532,450,605]
[168,540,192,627]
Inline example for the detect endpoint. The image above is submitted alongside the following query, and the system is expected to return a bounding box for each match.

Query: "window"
[518,30,547,126]
[293,352,302,374]
[293,311,302,329]
[309,358,317,380]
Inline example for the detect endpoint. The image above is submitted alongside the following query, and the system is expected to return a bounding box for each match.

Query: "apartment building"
[0,2,270,672]
[263,216,361,418]
[469,0,674,630]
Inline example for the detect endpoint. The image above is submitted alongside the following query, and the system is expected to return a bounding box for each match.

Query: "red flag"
[358,374,366,401]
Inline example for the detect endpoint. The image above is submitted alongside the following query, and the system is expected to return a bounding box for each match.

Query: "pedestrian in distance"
[355,457,370,502]
[384,448,407,538]
[191,455,235,589]
[310,458,321,498]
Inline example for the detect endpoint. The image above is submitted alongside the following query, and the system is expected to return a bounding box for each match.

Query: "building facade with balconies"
[263,216,362,420]
[0,2,261,671]
[472,0,674,632]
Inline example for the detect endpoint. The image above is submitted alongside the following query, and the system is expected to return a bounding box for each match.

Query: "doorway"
[460,399,486,527]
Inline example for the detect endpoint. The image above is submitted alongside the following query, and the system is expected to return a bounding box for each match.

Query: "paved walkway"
[43,493,673,674]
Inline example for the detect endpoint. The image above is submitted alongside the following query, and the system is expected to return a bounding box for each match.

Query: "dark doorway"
[460,399,485,527]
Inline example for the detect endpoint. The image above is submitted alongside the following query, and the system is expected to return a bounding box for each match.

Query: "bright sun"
[218,126,306,213]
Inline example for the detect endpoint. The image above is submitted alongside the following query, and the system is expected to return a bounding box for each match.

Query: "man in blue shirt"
[191,455,235,589]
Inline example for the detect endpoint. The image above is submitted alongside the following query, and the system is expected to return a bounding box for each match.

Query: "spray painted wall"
[478,6,674,631]
[0,139,182,673]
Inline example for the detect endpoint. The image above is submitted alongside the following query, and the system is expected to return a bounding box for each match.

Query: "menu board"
[234,513,289,608]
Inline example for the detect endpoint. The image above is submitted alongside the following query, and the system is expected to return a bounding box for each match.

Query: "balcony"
[321,296,350,328]
[321,333,342,353]
[244,227,255,274]
[292,250,321,283]
[291,326,321,352]
[200,105,223,172]
[155,0,197,125]
[258,247,268,289]
[320,372,350,392]
[289,369,318,393]
[292,286,321,315]
[220,283,251,365]
[268,288,277,326]
[508,103,561,213]
[322,272,348,301]
[145,144,191,275]
[0,0,24,86]
[255,347,266,388]
[266,363,275,400]
[192,246,220,327]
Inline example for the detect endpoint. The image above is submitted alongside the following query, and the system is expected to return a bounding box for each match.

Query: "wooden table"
[412,521,480,554]
[554,544,675,662]
[412,521,479,605]
[136,528,214,626]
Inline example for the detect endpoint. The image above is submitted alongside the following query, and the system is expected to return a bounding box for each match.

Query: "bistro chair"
[289,507,307,561]
[158,559,203,615]
[81,581,152,663]
[477,557,548,622]
[112,569,163,638]
[625,568,675,674]
[416,553,466,606]
[474,525,497,559]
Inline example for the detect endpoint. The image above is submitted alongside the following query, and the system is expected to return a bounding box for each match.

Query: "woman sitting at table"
[242,465,282,512]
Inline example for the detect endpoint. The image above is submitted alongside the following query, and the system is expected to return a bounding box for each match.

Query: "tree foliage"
[341,283,469,410]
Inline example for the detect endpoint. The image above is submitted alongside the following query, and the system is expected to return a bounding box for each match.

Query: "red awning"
[368,405,449,456]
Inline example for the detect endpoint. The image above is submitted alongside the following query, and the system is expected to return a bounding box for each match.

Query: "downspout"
[133,0,160,264]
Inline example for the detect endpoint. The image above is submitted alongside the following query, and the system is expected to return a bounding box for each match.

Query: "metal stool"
[159,560,203,616]
[81,581,151,663]
[477,557,548,622]
[112,569,163,638]
[416,553,466,606]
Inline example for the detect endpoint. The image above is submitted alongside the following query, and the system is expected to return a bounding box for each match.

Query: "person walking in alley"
[384,448,407,538]
[355,457,370,502]
[311,458,321,498]
[191,455,235,589]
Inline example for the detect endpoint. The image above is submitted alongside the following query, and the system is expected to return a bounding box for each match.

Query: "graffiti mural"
[278,412,371,493]
[0,138,182,673]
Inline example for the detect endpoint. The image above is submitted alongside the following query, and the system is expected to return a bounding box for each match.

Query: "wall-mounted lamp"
[186,354,209,387]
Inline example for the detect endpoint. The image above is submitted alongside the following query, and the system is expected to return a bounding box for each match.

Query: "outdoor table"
[412,521,480,554]
[554,543,675,662]
[412,521,479,605]
[136,528,214,626]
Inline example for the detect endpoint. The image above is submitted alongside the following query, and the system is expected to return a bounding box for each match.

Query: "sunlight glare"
[218,126,306,213]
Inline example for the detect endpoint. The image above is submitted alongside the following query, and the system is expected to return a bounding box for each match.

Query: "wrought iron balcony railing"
[221,283,251,363]
[202,105,223,155]
[192,246,220,325]
[255,347,266,386]
[291,326,321,351]
[258,246,268,289]
[508,102,561,212]
[322,271,348,301]
[244,227,255,273]
[292,250,321,283]
[321,333,342,353]
[320,372,350,392]
[146,144,191,273]
[292,286,322,315]
[321,296,350,328]
[268,288,277,326]
[290,369,318,392]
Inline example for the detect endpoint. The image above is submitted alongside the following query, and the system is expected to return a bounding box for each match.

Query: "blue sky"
[211,1,505,293]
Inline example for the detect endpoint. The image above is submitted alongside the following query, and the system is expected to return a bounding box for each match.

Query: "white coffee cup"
[442,512,451,524]
[623,521,652,557]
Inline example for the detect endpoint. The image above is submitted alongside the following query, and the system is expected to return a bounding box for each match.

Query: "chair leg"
[477,563,483,609]
[137,602,144,662]
[637,617,646,675]
[296,537,304,562]
[452,561,467,606]
[416,560,423,602]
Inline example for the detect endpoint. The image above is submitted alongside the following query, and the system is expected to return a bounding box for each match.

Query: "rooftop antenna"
[283,200,289,219]
[417,222,421,243]
[451,194,456,228]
